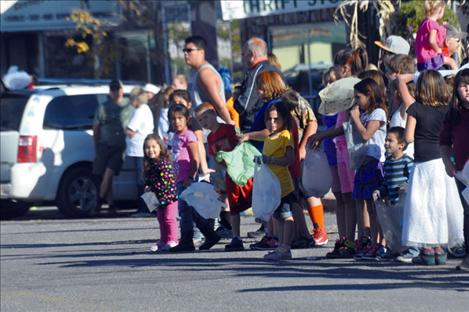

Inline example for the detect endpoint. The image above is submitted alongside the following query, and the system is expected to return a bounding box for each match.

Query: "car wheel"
[0,199,30,220]
[57,167,100,217]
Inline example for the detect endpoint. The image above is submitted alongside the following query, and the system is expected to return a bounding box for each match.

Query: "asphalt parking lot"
[1,207,468,312]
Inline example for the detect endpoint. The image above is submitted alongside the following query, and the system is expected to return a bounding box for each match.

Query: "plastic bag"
[374,187,406,254]
[216,142,262,186]
[252,160,281,222]
[301,149,332,197]
[343,120,368,170]
[180,182,225,219]
[141,192,160,212]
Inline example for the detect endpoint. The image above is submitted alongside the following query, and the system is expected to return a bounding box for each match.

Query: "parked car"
[0,81,141,218]
[283,63,331,115]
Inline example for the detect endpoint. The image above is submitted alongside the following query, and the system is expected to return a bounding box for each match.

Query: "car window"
[43,95,100,130]
[0,94,29,131]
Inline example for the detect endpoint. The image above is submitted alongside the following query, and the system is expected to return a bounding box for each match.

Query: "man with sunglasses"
[183,35,233,125]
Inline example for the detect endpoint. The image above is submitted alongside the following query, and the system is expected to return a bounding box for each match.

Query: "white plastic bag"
[374,188,406,254]
[301,149,332,197]
[179,182,225,219]
[252,160,281,222]
[343,120,368,170]
[141,192,160,212]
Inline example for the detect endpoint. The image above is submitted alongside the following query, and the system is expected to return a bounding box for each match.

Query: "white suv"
[0,83,140,218]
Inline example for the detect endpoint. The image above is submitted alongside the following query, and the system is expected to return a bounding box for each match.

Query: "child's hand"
[443,159,456,178]
[238,133,249,143]
[144,186,151,192]
[349,105,360,120]
[307,133,324,149]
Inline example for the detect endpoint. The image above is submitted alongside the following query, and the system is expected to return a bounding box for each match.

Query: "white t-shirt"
[390,105,414,159]
[126,104,154,157]
[158,108,169,142]
[361,108,387,162]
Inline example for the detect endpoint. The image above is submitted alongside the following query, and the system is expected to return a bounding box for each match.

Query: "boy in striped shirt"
[375,127,414,204]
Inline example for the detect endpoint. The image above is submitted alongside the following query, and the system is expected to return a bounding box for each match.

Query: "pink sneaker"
[312,228,328,246]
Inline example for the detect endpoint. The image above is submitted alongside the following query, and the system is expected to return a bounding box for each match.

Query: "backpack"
[216,66,232,96]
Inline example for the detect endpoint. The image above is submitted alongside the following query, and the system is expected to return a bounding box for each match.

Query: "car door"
[0,92,30,196]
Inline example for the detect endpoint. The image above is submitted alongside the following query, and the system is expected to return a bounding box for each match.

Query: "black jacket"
[234,60,282,132]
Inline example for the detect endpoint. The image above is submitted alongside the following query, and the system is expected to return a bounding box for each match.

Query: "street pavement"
[1,207,468,312]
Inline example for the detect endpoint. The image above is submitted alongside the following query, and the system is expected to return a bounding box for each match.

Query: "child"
[260,102,298,261]
[143,134,178,252]
[195,102,253,251]
[375,127,414,206]
[170,89,212,180]
[373,127,414,260]
[310,78,388,259]
[349,79,388,259]
[167,104,220,252]
[440,68,469,271]
[400,70,464,265]
[415,0,446,71]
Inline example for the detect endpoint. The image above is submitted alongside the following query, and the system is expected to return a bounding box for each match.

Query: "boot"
[170,231,195,252]
[199,225,220,250]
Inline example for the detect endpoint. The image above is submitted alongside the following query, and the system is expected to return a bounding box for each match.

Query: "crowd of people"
[91,0,469,271]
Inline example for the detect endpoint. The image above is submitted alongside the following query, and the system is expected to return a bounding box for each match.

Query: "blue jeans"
[176,182,210,234]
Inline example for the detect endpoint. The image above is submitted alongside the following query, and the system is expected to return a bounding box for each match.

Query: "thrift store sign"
[220,0,340,20]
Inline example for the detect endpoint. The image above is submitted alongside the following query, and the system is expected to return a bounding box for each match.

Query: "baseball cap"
[109,79,123,90]
[445,24,466,40]
[374,36,410,55]
[143,83,160,94]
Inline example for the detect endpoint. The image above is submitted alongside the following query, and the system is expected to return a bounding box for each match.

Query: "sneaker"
[312,228,328,246]
[150,243,161,252]
[375,246,392,261]
[250,236,279,250]
[247,224,265,239]
[396,248,420,264]
[448,244,466,258]
[263,248,292,261]
[216,226,233,240]
[412,247,436,265]
[353,236,371,260]
[159,241,178,252]
[291,237,314,249]
[225,237,245,252]
[361,244,380,261]
[326,238,355,258]
[456,255,469,272]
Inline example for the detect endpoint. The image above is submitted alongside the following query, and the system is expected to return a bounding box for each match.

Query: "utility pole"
[190,0,219,66]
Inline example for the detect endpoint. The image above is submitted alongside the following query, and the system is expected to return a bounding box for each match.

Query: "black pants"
[456,180,469,251]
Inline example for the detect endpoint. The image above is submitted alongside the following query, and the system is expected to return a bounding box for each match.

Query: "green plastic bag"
[216,142,262,186]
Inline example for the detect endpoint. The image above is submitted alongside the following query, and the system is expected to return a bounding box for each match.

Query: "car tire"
[0,199,30,220]
[57,167,100,218]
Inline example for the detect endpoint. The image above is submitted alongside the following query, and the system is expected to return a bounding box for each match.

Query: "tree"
[65,9,115,78]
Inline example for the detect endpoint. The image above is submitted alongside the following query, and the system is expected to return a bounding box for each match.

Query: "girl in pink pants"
[143,134,179,252]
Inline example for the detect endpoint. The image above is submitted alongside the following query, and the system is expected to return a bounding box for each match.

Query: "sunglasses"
[183,48,200,53]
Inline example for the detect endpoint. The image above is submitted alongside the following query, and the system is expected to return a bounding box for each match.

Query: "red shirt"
[207,124,238,156]
[440,108,469,171]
